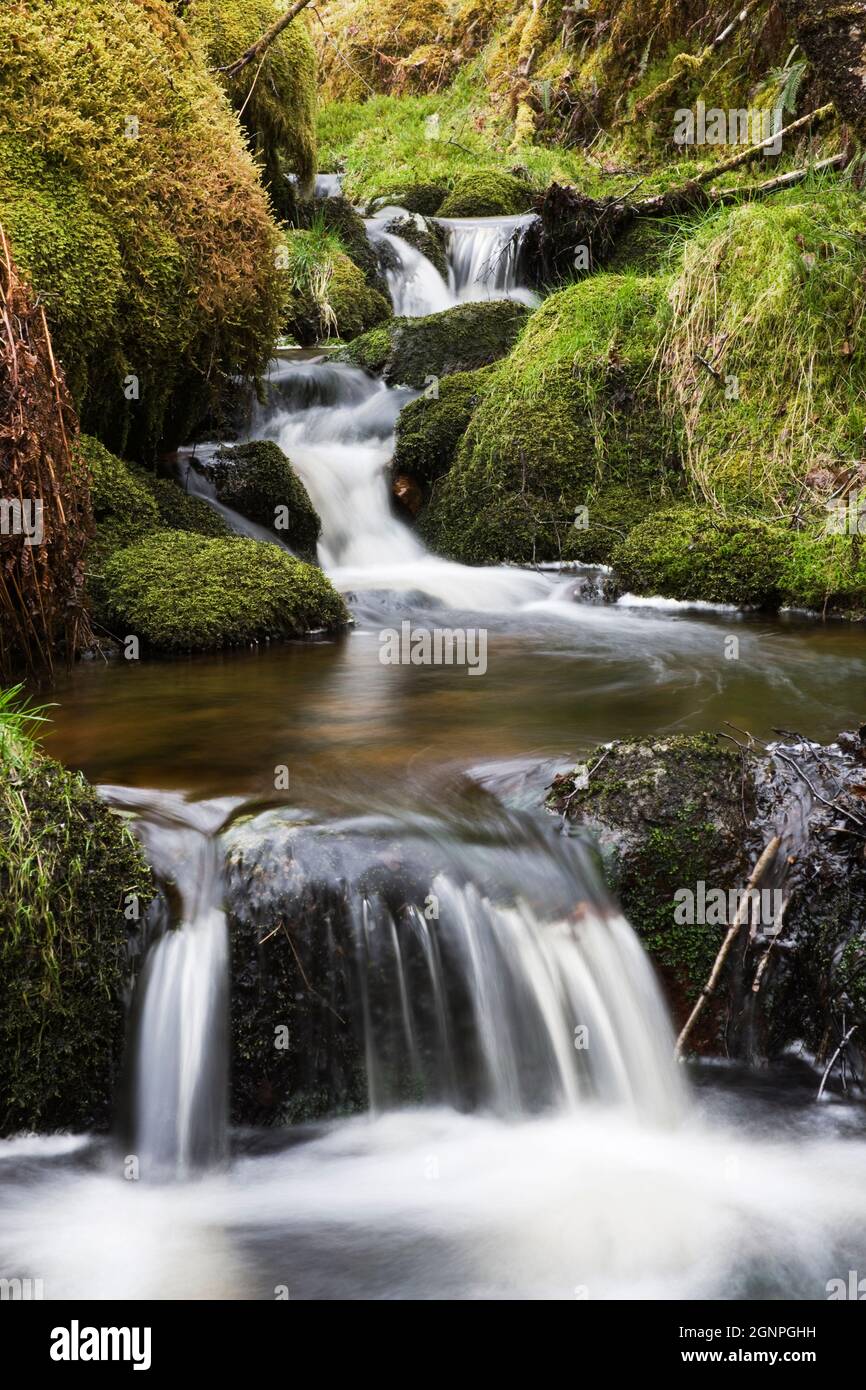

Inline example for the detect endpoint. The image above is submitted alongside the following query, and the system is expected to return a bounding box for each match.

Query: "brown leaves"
[0,224,94,679]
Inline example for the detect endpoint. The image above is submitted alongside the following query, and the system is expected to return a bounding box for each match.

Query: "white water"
[437,213,541,308]
[101,789,237,1177]
[364,206,540,316]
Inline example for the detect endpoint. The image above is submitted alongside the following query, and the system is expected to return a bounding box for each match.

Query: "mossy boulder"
[371,184,448,216]
[385,215,449,279]
[188,0,318,206]
[95,531,346,652]
[392,365,495,491]
[337,299,531,388]
[781,532,866,617]
[548,735,751,1034]
[421,274,680,564]
[612,507,789,608]
[203,441,321,557]
[437,170,535,218]
[80,435,228,561]
[0,730,154,1133]
[280,232,392,344]
[548,729,866,1070]
[309,195,388,294]
[0,0,283,459]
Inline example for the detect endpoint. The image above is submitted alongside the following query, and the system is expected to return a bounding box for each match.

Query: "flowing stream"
[3,210,866,1301]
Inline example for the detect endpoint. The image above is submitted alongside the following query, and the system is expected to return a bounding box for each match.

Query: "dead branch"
[216,0,316,81]
[675,836,781,1059]
[817,1023,858,1100]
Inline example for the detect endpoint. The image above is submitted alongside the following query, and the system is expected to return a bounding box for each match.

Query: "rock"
[384,214,449,279]
[337,299,531,389]
[437,170,536,219]
[392,473,423,517]
[201,440,321,557]
[93,531,348,653]
[420,275,681,565]
[547,731,866,1077]
[391,365,495,502]
[369,183,449,216]
[0,739,154,1134]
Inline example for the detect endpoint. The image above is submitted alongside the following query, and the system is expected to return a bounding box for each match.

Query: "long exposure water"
[2,209,866,1302]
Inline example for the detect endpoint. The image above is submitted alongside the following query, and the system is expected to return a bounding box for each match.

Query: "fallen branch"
[817,1023,858,1100]
[675,836,781,1059]
[216,0,316,81]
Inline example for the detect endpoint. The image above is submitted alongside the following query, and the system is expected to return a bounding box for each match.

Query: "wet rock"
[336,299,531,389]
[392,473,423,517]
[548,731,866,1084]
[384,214,449,280]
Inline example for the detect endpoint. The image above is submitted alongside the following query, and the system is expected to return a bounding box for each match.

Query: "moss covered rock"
[664,189,866,517]
[309,195,388,294]
[384,215,449,279]
[371,183,449,216]
[338,299,530,387]
[0,717,154,1133]
[281,231,392,344]
[548,735,750,1027]
[188,0,318,207]
[422,274,680,564]
[548,728,866,1069]
[203,441,321,557]
[80,435,228,561]
[612,507,789,608]
[0,0,285,460]
[95,531,346,652]
[438,170,535,218]
[392,365,494,490]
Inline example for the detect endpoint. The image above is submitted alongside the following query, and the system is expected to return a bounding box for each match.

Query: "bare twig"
[817,1024,858,1100]
[675,836,781,1059]
[216,0,316,81]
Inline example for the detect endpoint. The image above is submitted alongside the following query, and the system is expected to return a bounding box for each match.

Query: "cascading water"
[102,788,237,1177]
[436,213,541,307]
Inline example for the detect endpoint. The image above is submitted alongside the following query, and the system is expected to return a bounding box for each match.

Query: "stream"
[3,206,866,1302]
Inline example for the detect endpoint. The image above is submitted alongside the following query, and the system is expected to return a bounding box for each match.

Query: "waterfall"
[101,788,237,1178]
[437,213,540,307]
[366,218,454,317]
[363,206,540,316]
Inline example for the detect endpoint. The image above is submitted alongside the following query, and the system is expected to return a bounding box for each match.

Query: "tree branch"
[215,0,316,81]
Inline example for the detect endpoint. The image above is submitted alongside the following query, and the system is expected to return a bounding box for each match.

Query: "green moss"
[0,700,154,1133]
[437,169,535,218]
[80,434,160,555]
[0,0,283,459]
[338,299,531,387]
[780,532,866,616]
[392,365,495,487]
[280,228,391,344]
[547,733,750,1003]
[612,507,788,608]
[205,441,321,557]
[145,473,231,540]
[188,0,318,204]
[422,274,680,564]
[371,183,449,216]
[95,531,346,652]
[80,435,228,561]
[326,255,393,340]
[664,187,866,515]
[309,195,388,293]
